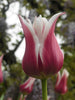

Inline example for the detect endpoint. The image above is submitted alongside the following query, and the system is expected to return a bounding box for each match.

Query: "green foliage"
[0,94,4,100]
[0,63,26,97]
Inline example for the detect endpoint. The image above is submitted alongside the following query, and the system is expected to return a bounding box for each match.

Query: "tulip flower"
[55,69,69,94]
[19,12,65,79]
[0,55,3,83]
[20,77,35,94]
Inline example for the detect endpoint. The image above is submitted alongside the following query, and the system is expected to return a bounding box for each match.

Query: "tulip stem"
[41,79,47,100]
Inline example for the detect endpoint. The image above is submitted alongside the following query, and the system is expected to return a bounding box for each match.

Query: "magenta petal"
[55,74,67,94]
[0,71,3,83]
[42,14,64,75]
[55,69,69,94]
[20,77,35,94]
[18,16,39,77]
[43,33,64,74]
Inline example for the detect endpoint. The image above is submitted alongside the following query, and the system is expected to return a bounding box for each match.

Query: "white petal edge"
[19,16,39,65]
[19,16,38,42]
[56,71,61,86]
[62,69,69,78]
[43,12,65,42]
[39,12,65,66]
[25,78,35,89]
[33,15,44,42]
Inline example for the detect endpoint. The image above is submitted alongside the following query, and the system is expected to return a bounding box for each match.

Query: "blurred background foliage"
[0,0,75,100]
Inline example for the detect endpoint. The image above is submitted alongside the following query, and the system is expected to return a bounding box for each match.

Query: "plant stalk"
[41,79,47,100]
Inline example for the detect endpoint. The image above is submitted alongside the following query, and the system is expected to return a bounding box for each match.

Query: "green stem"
[41,79,47,100]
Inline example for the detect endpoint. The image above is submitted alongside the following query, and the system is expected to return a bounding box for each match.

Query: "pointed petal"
[62,69,69,78]
[60,69,69,89]
[42,32,64,75]
[42,18,48,25]
[33,15,43,42]
[56,75,68,94]
[41,13,65,75]
[20,77,35,94]
[55,69,69,94]
[18,16,39,77]
[43,12,65,41]
[42,18,48,33]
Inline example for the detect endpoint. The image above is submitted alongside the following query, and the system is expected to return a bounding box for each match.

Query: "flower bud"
[55,69,69,94]
[20,77,35,94]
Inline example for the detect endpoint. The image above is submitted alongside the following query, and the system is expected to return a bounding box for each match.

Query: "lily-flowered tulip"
[55,69,69,94]
[0,55,3,83]
[19,12,65,79]
[20,77,35,94]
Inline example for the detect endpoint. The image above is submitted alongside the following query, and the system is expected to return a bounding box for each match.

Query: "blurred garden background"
[0,0,75,100]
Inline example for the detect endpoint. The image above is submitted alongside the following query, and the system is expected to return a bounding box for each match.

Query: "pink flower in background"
[55,69,69,94]
[20,77,35,94]
[19,12,65,79]
[19,95,23,100]
[19,95,26,100]
[0,55,3,83]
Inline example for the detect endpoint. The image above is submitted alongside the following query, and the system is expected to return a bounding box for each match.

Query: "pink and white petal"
[56,72,61,86]
[62,69,69,78]
[42,18,48,33]
[42,18,48,25]
[40,13,65,75]
[42,32,64,75]
[59,69,69,88]
[57,74,68,94]
[25,77,35,89]
[33,15,43,42]
[18,16,39,76]
[20,77,35,94]
[18,16,38,42]
[56,69,69,94]
[43,12,65,41]
[55,69,69,94]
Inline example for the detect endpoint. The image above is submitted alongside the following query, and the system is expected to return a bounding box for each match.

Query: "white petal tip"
[63,69,69,77]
